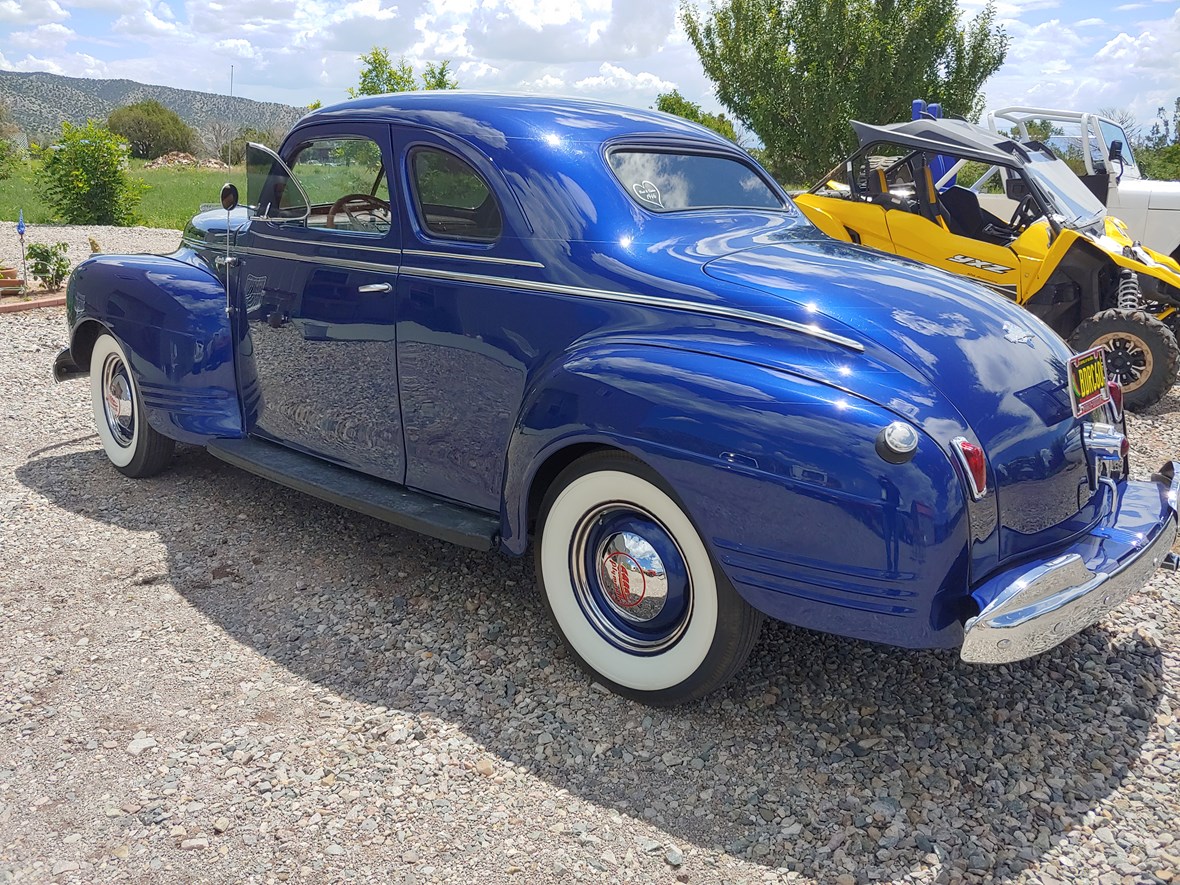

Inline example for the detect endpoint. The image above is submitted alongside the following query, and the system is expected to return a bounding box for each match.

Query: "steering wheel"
[326,193,390,229]
[1008,194,1040,231]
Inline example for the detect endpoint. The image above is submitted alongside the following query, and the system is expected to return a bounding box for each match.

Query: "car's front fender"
[502,343,973,650]
[66,251,243,444]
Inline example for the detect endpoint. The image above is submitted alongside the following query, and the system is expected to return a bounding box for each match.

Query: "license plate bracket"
[1068,346,1111,418]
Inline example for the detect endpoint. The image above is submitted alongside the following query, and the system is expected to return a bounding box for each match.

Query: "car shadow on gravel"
[17,445,1165,882]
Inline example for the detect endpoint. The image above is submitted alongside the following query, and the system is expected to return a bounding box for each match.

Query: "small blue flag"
[16,209,24,237]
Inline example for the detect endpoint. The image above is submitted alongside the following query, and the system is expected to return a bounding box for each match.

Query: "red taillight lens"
[952,436,987,499]
[1107,379,1123,422]
[1120,436,1130,459]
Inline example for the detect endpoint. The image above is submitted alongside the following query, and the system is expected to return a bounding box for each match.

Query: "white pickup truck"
[989,107,1180,263]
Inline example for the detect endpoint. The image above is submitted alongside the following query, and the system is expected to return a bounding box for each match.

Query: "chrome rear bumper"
[961,461,1179,664]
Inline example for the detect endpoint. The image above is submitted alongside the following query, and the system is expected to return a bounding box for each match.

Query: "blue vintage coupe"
[55,93,1179,704]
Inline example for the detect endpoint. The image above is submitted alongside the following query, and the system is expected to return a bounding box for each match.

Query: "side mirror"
[220,183,239,211]
[1005,177,1030,201]
[1108,140,1124,163]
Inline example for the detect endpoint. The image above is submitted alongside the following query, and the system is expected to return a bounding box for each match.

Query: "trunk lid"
[703,237,1098,574]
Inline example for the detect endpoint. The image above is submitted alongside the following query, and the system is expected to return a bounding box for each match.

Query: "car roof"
[297,91,733,149]
[850,118,1042,167]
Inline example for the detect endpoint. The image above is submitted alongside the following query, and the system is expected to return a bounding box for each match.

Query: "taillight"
[951,436,987,499]
[1107,379,1124,422]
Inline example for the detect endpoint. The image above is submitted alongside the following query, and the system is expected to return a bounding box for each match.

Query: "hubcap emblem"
[596,531,670,624]
[603,551,646,609]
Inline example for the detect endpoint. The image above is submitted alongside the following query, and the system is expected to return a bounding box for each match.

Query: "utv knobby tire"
[1069,309,1179,411]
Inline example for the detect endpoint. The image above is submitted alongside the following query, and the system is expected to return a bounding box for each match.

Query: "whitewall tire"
[89,333,174,478]
[535,451,763,705]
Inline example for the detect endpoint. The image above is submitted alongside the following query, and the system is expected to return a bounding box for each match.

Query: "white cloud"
[112,8,177,36]
[8,22,75,50]
[571,61,673,93]
[0,0,67,26]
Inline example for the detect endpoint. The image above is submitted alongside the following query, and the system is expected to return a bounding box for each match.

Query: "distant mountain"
[0,70,304,145]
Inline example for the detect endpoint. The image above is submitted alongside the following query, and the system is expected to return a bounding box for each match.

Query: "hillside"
[0,70,304,143]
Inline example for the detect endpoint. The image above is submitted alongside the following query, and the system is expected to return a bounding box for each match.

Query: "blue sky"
[1,0,1178,139]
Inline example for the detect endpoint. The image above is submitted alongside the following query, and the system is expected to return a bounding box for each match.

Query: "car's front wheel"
[89,332,174,477]
[1070,308,1179,410]
[535,451,763,706]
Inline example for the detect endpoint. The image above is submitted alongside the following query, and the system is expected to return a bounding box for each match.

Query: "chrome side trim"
[232,245,863,351]
[237,246,396,274]
[253,229,400,254]
[403,249,544,268]
[398,265,865,351]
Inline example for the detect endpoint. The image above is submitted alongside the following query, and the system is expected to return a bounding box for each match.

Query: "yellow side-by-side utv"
[795,117,1180,409]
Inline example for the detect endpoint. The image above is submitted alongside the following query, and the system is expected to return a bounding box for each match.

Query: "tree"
[1098,106,1140,146]
[681,0,1008,181]
[204,120,237,164]
[654,90,740,143]
[37,121,144,225]
[0,98,19,180]
[1140,98,1180,180]
[108,100,196,159]
[347,47,459,98]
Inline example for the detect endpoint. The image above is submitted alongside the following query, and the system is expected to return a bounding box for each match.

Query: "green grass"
[0,159,246,230]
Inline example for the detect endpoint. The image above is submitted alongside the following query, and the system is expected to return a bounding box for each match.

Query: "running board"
[205,437,499,551]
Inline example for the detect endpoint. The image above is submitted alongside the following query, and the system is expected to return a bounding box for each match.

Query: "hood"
[182,207,251,248]
[704,238,1097,572]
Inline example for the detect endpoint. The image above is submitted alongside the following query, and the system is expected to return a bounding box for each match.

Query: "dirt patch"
[145,152,229,171]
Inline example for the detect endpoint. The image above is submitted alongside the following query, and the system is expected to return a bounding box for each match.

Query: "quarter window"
[607,150,784,213]
[409,148,502,241]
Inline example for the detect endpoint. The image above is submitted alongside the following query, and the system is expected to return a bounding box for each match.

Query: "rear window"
[607,150,784,213]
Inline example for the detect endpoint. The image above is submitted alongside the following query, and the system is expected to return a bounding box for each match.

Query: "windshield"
[1023,153,1105,228]
[607,150,785,213]
[1098,119,1136,168]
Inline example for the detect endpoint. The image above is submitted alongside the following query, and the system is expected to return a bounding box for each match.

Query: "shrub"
[108,100,196,160]
[26,242,70,290]
[37,121,145,225]
[0,139,16,180]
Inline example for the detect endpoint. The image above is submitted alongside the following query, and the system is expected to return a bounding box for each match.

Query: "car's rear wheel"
[1070,309,1179,410]
[89,332,174,477]
[535,451,763,706]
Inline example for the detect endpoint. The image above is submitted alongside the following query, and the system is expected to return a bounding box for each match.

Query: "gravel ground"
[0,223,182,286]
[2,296,1180,883]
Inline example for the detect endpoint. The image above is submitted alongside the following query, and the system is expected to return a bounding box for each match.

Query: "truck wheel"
[534,451,764,706]
[90,333,175,477]
[1069,309,1180,410]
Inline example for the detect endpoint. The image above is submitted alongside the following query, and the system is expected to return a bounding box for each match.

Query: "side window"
[409,148,502,241]
[283,137,392,235]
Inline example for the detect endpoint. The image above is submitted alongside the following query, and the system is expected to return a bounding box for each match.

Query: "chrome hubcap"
[570,503,692,654]
[101,354,135,447]
[595,531,669,623]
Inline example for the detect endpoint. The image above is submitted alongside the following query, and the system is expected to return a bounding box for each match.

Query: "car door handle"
[358,283,392,294]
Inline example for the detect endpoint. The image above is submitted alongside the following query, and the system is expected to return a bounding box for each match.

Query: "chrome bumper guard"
[961,461,1180,664]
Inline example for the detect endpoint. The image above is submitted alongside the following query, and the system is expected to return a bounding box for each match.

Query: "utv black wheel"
[534,451,764,706]
[1069,309,1179,410]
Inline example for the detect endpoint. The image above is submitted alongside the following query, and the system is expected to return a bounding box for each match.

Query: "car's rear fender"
[66,251,243,444]
[504,343,973,650]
